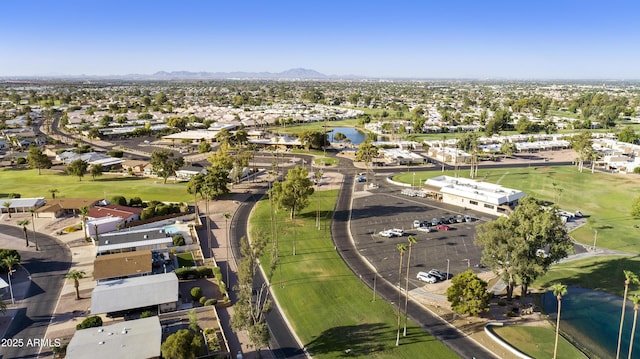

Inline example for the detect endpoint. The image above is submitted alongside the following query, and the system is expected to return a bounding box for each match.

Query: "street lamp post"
[31,211,39,251]
[446,259,450,281]
[372,275,377,302]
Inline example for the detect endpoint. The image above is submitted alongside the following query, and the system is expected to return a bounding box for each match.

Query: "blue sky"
[2,1,639,79]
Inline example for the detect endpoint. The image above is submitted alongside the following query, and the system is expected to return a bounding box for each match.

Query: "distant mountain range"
[0,68,369,81]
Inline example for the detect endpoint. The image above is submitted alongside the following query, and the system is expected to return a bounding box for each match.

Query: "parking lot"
[350,180,493,292]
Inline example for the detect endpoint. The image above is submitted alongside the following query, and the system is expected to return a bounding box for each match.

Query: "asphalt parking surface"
[350,178,495,291]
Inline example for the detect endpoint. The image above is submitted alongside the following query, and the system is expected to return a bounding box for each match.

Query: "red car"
[435,224,451,231]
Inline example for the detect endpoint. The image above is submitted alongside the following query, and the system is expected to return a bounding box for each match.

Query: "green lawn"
[0,168,192,203]
[492,325,586,359]
[177,252,195,268]
[268,119,360,135]
[393,166,640,253]
[314,157,339,166]
[250,190,457,359]
[533,255,640,296]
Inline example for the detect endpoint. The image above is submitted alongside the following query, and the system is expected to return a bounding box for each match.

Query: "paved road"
[0,225,71,359]
[229,190,306,359]
[331,157,500,359]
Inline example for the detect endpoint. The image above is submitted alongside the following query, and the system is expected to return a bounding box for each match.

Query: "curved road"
[0,225,71,359]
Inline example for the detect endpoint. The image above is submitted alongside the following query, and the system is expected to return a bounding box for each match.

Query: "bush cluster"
[174,266,213,279]
[76,315,103,330]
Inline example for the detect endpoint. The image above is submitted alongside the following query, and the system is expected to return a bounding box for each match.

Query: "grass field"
[393,166,640,253]
[0,168,192,203]
[268,119,360,135]
[533,255,640,296]
[492,325,585,359]
[249,190,457,359]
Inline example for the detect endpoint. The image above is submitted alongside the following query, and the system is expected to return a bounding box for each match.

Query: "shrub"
[196,266,213,277]
[76,315,103,330]
[111,195,127,206]
[172,235,185,246]
[199,296,207,305]
[204,299,217,306]
[175,267,197,279]
[190,287,203,302]
[140,310,154,318]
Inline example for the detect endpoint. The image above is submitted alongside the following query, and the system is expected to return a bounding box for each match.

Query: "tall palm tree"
[403,236,417,337]
[79,206,89,242]
[48,188,59,199]
[3,202,11,218]
[617,270,639,359]
[395,243,407,346]
[65,270,86,300]
[17,219,30,247]
[628,294,640,359]
[551,283,568,359]
[3,254,20,304]
[223,212,231,283]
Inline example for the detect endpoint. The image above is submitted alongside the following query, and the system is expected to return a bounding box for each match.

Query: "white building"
[424,175,526,216]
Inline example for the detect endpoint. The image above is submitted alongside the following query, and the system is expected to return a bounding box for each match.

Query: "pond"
[329,127,366,145]
[542,287,640,358]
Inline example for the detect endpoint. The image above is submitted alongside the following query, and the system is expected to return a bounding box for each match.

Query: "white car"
[389,228,404,236]
[413,220,421,228]
[379,230,395,238]
[416,226,431,232]
[416,272,437,283]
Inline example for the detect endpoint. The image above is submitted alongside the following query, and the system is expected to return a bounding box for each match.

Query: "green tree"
[76,315,103,330]
[632,196,640,218]
[396,243,407,346]
[66,159,88,181]
[0,250,21,272]
[27,144,52,175]
[231,236,272,355]
[570,131,593,173]
[500,142,517,158]
[17,219,30,247]
[150,149,184,184]
[446,269,491,316]
[161,329,203,359]
[90,164,103,180]
[550,283,567,359]
[618,126,638,144]
[197,141,211,153]
[617,271,640,359]
[167,116,188,131]
[48,188,59,199]
[474,197,572,299]
[299,130,327,150]
[65,269,86,300]
[208,144,233,171]
[79,206,89,242]
[3,202,10,219]
[235,129,249,146]
[355,140,379,184]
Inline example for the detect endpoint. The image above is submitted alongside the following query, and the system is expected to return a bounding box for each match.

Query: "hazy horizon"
[3,0,640,80]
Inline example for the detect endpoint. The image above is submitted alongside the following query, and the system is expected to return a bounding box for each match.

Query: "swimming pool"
[164,225,181,234]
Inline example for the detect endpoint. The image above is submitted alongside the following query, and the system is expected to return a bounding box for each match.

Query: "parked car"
[448,216,456,224]
[356,176,367,182]
[389,228,405,236]
[428,269,447,281]
[431,218,439,226]
[435,224,451,231]
[464,215,473,222]
[413,220,422,228]
[456,215,464,223]
[416,225,431,232]
[439,217,447,224]
[416,272,437,283]
[379,230,395,238]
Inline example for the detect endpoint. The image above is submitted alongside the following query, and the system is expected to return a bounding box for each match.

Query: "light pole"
[7,269,15,304]
[446,259,450,281]
[30,210,39,251]
[372,275,377,302]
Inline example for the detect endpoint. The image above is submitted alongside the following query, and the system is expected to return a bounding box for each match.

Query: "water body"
[329,127,366,145]
[542,288,640,358]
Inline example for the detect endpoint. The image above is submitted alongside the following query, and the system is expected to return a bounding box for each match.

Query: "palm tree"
[79,206,89,242]
[617,270,639,359]
[0,298,6,314]
[65,270,86,300]
[403,236,417,337]
[551,283,568,359]
[48,188,59,199]
[3,254,20,304]
[628,294,640,359]
[17,219,30,247]
[3,202,11,219]
[223,212,231,283]
[395,243,407,346]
